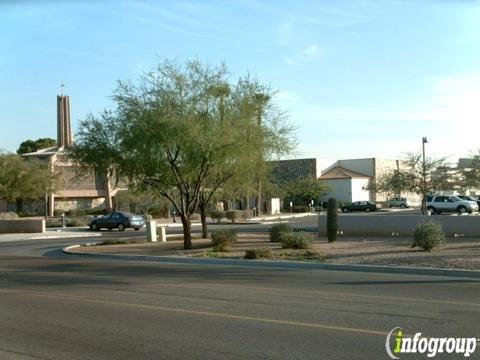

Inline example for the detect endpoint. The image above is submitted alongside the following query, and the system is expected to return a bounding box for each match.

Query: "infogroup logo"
[385,327,478,359]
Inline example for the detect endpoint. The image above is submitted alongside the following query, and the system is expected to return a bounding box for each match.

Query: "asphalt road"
[0,218,479,359]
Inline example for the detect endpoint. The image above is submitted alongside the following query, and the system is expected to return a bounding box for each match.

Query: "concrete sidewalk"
[250,212,317,223]
[0,228,102,242]
[150,212,317,227]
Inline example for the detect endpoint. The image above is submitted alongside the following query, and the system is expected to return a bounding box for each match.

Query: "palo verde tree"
[196,82,293,238]
[68,111,121,211]
[369,153,454,214]
[72,59,295,249]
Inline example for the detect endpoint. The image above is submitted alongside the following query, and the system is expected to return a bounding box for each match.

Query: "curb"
[27,233,103,240]
[62,245,480,279]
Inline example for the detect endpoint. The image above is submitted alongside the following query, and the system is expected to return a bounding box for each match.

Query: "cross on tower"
[60,81,65,95]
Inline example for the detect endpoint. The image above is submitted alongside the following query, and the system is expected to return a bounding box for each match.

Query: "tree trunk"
[16,198,23,214]
[257,180,262,214]
[181,215,192,249]
[199,204,208,239]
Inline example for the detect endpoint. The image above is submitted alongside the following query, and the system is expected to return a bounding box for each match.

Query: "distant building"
[458,158,474,169]
[318,158,423,205]
[318,166,370,203]
[20,94,117,216]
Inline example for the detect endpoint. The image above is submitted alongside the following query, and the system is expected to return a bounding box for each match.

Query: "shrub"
[98,239,132,246]
[241,210,253,220]
[211,229,237,251]
[412,221,445,251]
[85,208,107,216]
[292,205,310,213]
[189,213,200,221]
[327,197,338,242]
[280,232,313,249]
[0,212,19,220]
[210,210,225,223]
[46,218,62,228]
[269,223,292,242]
[244,248,272,259]
[66,209,87,216]
[18,211,39,217]
[225,210,242,223]
[66,217,87,227]
[276,250,325,262]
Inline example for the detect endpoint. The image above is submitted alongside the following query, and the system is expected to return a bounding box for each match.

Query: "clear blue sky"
[1,0,479,169]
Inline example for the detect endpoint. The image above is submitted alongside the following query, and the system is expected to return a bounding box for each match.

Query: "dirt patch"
[317,236,480,270]
[70,233,480,270]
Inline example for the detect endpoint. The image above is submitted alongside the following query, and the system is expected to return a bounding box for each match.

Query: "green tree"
[399,153,452,214]
[0,152,55,212]
[114,188,170,217]
[367,170,408,201]
[67,111,121,211]
[457,152,480,190]
[17,138,56,154]
[71,59,294,249]
[282,178,330,208]
[369,153,454,214]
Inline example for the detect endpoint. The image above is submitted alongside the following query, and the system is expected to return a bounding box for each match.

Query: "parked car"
[89,211,145,231]
[341,201,381,213]
[387,197,409,208]
[426,195,478,214]
[457,195,480,207]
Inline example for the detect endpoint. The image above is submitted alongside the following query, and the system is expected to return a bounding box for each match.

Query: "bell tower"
[57,87,73,148]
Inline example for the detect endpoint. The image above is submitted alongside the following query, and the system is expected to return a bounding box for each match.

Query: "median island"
[69,228,480,270]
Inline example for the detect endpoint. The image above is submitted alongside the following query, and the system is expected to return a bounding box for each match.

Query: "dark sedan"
[341,201,380,213]
[89,211,145,231]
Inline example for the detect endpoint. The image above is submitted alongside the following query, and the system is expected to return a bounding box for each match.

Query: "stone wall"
[0,219,45,233]
[54,198,106,212]
[269,158,317,183]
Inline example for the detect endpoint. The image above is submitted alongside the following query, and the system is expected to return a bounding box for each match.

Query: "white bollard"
[159,226,166,242]
[146,220,157,242]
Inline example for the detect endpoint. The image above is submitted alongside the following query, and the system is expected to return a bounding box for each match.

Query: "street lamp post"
[422,137,428,215]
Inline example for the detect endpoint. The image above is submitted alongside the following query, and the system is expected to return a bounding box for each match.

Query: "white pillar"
[146,220,157,242]
[159,226,166,242]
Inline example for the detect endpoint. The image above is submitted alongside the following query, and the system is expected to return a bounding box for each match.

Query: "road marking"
[133,281,480,308]
[0,346,52,360]
[0,288,390,336]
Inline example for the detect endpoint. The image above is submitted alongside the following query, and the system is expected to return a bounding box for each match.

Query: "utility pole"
[422,137,428,214]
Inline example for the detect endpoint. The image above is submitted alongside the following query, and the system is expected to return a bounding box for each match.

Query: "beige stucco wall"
[319,215,480,237]
[320,179,353,203]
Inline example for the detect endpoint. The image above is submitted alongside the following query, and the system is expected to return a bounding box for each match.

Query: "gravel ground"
[71,233,480,270]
